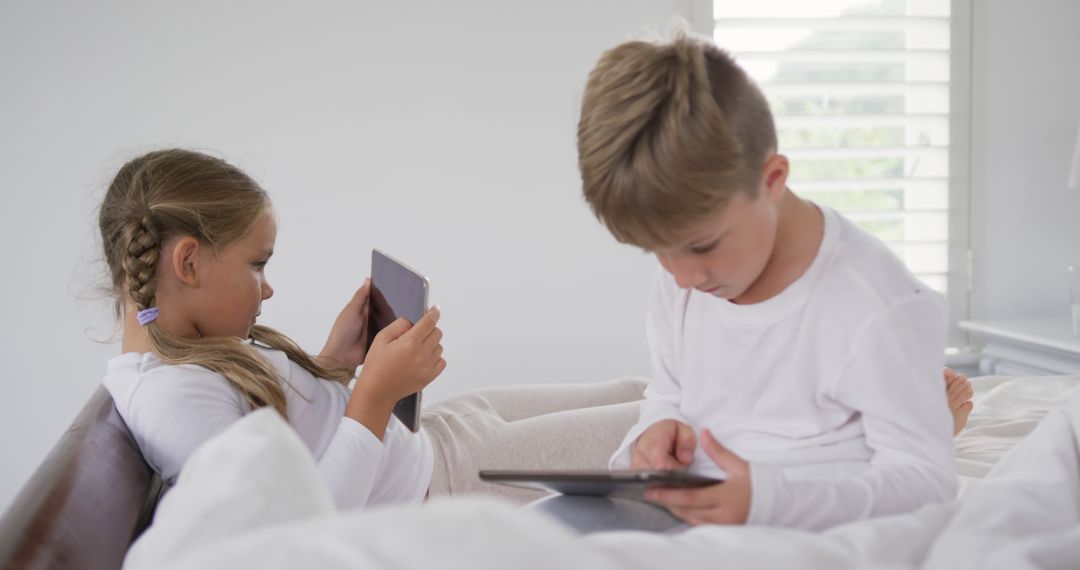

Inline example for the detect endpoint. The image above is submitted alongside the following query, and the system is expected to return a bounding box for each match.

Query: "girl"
[100,149,445,509]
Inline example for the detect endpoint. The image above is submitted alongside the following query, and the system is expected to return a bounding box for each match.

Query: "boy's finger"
[675,423,697,464]
[701,429,746,475]
[643,444,667,468]
[644,487,713,509]
[645,442,675,470]
[630,448,648,469]
[666,507,693,524]
[676,511,708,527]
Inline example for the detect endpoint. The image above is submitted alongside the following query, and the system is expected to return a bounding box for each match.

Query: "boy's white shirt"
[103,343,433,511]
[610,205,957,530]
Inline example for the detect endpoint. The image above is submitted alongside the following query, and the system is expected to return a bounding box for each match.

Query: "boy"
[576,32,961,531]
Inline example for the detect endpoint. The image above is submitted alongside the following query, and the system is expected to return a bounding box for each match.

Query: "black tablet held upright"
[366,249,430,432]
[478,469,724,499]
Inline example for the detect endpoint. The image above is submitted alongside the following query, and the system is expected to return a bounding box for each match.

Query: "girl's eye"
[253,261,268,271]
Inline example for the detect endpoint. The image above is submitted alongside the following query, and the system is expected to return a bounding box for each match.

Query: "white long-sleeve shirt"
[103,343,433,511]
[611,205,957,531]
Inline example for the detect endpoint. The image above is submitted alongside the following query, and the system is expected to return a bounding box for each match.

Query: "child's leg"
[431,378,646,423]
[422,396,640,503]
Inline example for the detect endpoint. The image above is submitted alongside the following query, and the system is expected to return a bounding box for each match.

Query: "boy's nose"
[657,253,708,290]
[262,282,274,300]
[669,259,708,290]
[673,270,707,290]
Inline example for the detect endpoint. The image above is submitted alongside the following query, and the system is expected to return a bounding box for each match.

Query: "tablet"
[366,249,430,432]
[478,469,724,499]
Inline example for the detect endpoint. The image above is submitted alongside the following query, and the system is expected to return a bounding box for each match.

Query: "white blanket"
[125,376,1080,570]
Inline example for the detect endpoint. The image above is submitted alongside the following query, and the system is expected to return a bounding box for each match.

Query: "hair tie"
[136,307,160,326]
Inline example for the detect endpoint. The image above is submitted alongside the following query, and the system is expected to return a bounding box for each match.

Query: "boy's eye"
[689,241,718,255]
[253,261,268,270]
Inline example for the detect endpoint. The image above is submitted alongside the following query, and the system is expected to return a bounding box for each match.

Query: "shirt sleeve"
[610,270,692,469]
[746,293,958,530]
[315,416,388,509]
[122,367,249,483]
[364,417,434,506]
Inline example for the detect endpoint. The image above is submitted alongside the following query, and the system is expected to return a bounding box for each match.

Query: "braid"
[98,149,338,419]
[122,214,160,311]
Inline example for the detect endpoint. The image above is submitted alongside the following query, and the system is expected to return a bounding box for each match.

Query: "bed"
[2,374,1077,570]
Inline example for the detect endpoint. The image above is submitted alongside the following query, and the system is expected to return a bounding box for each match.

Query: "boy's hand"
[644,429,752,525]
[320,280,373,370]
[630,419,697,470]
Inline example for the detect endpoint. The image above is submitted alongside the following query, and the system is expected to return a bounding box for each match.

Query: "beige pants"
[421,378,646,504]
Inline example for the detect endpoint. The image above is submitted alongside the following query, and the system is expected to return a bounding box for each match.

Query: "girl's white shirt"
[103,343,433,510]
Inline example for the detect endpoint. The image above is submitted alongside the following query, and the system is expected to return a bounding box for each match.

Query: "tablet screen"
[367,249,429,431]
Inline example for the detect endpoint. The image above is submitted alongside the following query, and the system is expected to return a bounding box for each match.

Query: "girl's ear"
[170,236,201,288]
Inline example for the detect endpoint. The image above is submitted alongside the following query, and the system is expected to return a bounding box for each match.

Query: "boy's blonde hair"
[577,32,777,250]
[99,149,352,417]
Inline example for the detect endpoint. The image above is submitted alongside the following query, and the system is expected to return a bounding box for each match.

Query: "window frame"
[683,0,974,347]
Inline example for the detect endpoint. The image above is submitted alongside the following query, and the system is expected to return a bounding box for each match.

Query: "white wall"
[969,0,1080,322]
[0,1,690,514]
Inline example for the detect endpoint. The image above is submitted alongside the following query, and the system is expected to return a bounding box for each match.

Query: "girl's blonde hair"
[99,149,352,416]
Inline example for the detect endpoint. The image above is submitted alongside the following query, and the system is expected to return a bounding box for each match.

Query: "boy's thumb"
[701,429,744,474]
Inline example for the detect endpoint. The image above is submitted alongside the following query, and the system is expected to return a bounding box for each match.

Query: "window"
[705,0,968,323]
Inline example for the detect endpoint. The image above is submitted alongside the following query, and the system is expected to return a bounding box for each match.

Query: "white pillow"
[124,408,610,570]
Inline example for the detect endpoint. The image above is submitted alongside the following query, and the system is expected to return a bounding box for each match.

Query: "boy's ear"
[170,236,202,288]
[761,153,790,203]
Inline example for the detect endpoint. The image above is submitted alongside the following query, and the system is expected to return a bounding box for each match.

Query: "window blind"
[713,0,953,292]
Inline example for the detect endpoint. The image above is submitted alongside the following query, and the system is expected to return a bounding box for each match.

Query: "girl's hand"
[346,307,445,439]
[320,280,373,370]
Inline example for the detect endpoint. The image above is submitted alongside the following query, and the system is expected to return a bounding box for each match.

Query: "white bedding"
[124,375,1080,570]
[954,375,1080,479]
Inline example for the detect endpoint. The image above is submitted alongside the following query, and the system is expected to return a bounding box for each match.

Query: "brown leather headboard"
[0,387,163,570]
